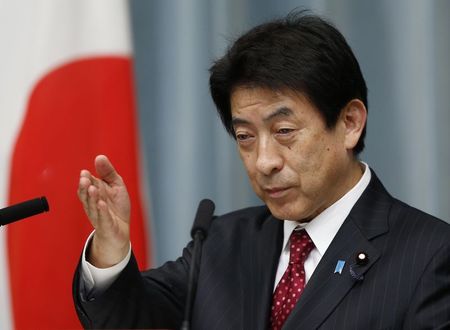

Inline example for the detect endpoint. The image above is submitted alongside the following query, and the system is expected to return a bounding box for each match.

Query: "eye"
[236,133,251,141]
[234,130,255,146]
[276,128,294,135]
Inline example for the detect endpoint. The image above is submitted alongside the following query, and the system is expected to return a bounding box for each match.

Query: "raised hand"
[77,155,131,268]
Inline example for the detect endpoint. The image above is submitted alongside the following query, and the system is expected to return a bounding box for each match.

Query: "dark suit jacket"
[73,172,450,329]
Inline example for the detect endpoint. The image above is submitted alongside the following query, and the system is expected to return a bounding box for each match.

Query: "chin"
[266,200,313,222]
[266,204,298,221]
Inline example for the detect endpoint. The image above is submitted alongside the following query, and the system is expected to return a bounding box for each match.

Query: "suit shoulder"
[391,198,449,227]
[389,198,450,244]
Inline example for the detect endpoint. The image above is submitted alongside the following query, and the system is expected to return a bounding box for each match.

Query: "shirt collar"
[282,162,371,257]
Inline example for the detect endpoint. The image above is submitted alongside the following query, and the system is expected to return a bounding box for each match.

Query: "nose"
[255,137,283,176]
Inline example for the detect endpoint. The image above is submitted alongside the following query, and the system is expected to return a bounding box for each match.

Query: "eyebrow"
[231,106,294,127]
[231,117,250,127]
[263,107,293,122]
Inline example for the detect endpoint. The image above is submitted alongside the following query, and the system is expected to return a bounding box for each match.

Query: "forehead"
[230,86,318,120]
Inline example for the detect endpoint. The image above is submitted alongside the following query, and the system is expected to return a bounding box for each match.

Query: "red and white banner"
[0,1,149,328]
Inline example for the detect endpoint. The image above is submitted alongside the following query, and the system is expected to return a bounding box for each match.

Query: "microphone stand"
[180,230,204,330]
[180,199,214,330]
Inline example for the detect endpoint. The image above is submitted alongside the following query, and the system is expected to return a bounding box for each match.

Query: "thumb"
[94,155,122,185]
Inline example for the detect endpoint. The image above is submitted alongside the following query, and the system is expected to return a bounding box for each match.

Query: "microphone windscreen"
[190,199,215,239]
[0,196,49,226]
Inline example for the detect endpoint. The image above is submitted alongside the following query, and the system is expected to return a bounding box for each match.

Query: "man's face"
[231,87,359,222]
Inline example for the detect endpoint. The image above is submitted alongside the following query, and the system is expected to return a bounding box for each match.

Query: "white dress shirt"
[81,231,131,294]
[82,163,371,295]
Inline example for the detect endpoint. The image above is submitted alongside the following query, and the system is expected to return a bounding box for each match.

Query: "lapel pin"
[349,252,368,281]
[334,260,345,274]
[356,252,369,266]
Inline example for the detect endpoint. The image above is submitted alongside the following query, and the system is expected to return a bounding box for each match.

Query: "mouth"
[264,186,292,199]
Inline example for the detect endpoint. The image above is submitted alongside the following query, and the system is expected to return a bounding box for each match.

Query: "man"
[73,11,450,329]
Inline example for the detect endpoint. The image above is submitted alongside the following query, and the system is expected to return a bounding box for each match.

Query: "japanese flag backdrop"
[0,1,149,329]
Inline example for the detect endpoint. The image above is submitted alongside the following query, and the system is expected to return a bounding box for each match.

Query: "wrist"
[87,234,130,268]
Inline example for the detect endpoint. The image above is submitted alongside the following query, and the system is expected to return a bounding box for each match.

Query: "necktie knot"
[289,229,314,265]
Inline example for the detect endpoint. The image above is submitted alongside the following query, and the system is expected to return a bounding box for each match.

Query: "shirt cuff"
[80,231,132,295]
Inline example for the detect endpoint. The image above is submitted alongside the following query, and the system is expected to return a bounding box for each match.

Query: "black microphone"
[0,197,49,226]
[181,199,215,330]
[190,199,215,241]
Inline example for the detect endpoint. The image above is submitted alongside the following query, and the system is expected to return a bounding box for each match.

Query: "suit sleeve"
[403,240,450,329]
[73,242,193,329]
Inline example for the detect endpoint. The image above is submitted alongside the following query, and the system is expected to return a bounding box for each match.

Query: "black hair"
[209,10,368,154]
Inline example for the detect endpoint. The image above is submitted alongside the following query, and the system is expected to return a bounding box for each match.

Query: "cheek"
[289,136,339,189]
[292,136,328,172]
[238,151,265,195]
[238,151,256,176]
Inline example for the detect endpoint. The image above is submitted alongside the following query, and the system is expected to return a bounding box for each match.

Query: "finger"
[78,176,91,215]
[96,199,113,232]
[87,185,100,225]
[78,170,104,212]
[80,169,92,179]
[80,169,104,190]
[95,155,123,186]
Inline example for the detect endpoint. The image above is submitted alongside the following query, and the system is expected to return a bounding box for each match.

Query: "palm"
[102,177,130,226]
[78,155,132,266]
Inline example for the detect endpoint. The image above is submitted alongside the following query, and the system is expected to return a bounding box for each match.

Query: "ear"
[340,99,367,150]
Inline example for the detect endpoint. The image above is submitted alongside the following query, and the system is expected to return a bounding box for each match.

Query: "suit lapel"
[283,170,391,329]
[241,214,283,330]
[283,218,381,329]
